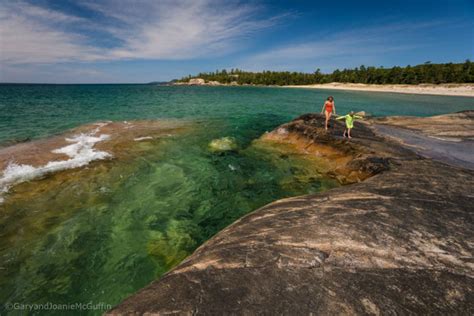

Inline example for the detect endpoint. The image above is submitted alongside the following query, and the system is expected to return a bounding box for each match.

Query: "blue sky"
[0,0,473,83]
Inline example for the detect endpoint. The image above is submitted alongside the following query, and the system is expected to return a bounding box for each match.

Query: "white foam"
[0,131,111,203]
[134,136,153,141]
[92,121,110,133]
[53,134,110,157]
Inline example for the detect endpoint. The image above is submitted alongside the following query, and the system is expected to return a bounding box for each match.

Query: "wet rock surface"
[109,112,474,315]
[372,111,474,170]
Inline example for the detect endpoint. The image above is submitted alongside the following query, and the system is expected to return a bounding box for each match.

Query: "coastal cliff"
[109,112,474,314]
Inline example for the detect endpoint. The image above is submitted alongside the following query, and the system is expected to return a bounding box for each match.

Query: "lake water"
[0,84,473,315]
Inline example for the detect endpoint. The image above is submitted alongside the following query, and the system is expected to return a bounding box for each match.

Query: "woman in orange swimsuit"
[321,96,336,130]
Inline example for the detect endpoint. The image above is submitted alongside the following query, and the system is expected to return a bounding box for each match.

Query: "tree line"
[177,61,474,85]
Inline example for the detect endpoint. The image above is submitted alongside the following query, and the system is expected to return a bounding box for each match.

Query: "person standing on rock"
[321,96,336,130]
[336,111,363,138]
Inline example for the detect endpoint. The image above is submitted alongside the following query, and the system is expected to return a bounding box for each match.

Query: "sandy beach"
[284,83,474,97]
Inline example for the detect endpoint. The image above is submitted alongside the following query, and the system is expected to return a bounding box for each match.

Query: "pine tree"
[179,62,473,85]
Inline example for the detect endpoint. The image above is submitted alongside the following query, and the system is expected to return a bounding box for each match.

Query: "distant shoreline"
[282,83,474,97]
[3,82,473,97]
[173,78,474,97]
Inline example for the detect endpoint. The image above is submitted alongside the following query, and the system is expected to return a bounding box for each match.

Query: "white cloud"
[240,21,444,71]
[0,0,284,65]
[0,1,102,64]
[89,0,286,60]
[15,1,85,23]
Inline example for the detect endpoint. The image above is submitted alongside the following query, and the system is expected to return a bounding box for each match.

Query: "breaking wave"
[0,132,111,203]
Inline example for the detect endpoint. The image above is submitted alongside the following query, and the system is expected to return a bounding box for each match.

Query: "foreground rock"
[109,113,474,315]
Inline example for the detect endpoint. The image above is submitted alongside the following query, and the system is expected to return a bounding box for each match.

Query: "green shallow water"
[0,84,473,315]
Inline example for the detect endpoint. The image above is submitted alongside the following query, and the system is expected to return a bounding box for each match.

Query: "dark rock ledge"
[108,112,474,315]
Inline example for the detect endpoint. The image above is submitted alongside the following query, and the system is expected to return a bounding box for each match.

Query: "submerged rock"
[109,112,474,315]
[208,137,238,153]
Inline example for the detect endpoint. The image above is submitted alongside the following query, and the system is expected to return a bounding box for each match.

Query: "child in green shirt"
[336,111,363,139]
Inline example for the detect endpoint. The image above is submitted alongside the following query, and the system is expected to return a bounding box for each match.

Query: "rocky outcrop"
[108,112,474,315]
[189,78,206,85]
[207,80,221,86]
[174,78,223,86]
[257,113,397,184]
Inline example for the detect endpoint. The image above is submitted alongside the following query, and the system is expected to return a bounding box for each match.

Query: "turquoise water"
[1,85,473,146]
[0,84,473,315]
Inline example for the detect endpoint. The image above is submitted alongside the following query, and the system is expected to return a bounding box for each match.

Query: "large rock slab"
[109,113,474,315]
[372,111,474,170]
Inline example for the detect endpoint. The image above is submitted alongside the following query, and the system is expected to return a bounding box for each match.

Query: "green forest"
[177,61,474,85]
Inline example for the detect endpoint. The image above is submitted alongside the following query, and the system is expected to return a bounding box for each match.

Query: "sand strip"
[283,83,474,97]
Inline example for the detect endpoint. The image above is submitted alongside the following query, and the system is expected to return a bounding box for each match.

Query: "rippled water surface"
[0,84,473,315]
